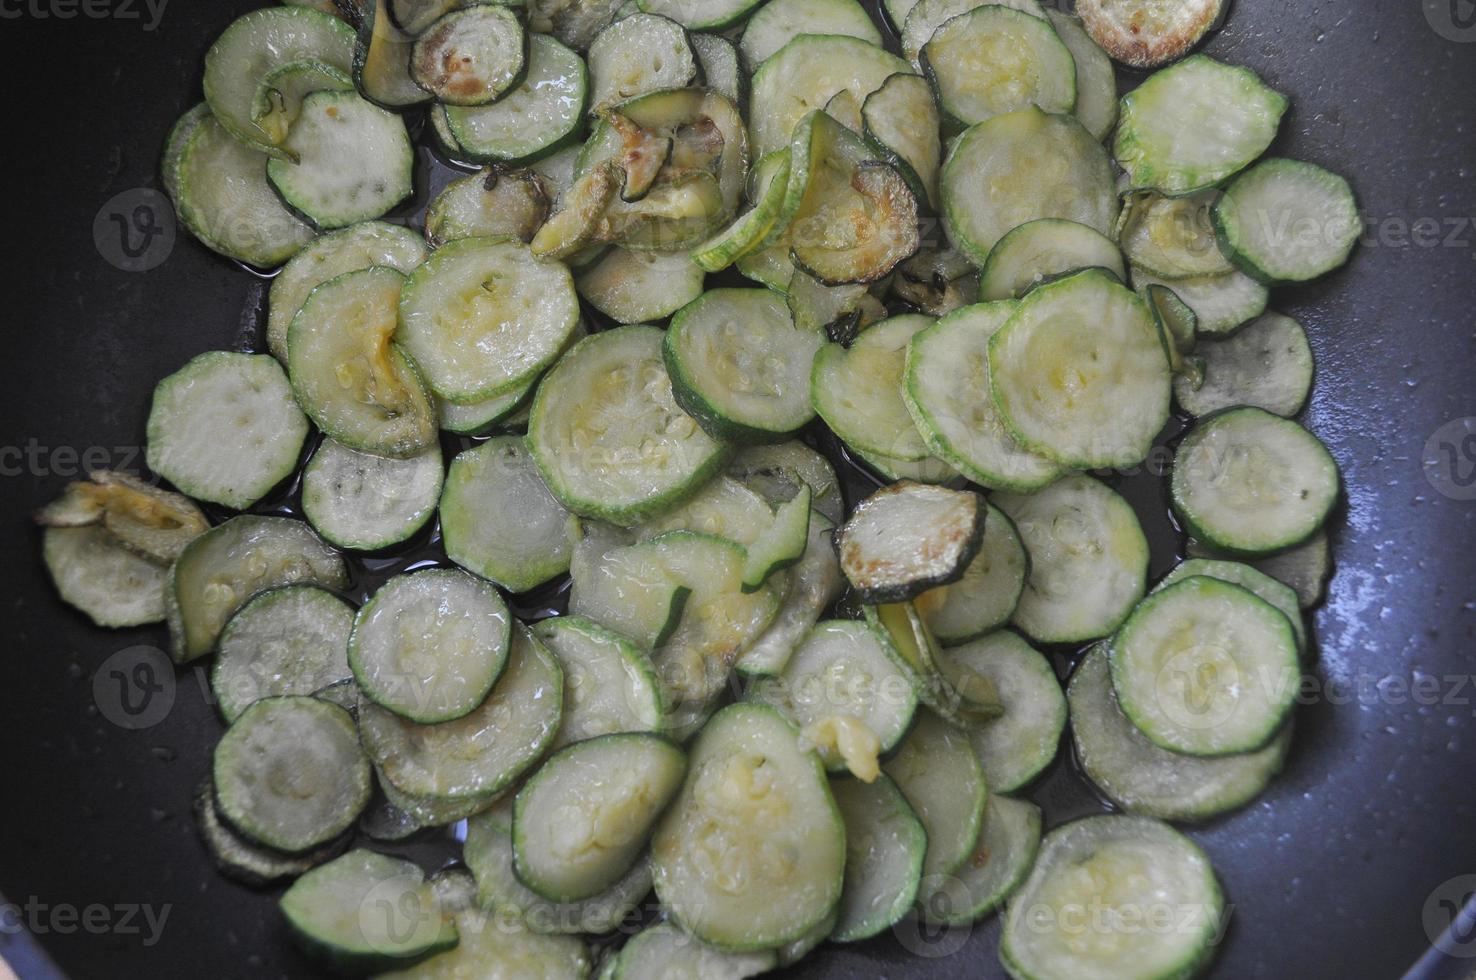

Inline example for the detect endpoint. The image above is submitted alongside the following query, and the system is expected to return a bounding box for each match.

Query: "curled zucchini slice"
[835,481,984,604]
[355,0,433,110]
[1077,0,1224,68]
[1117,188,1231,280]
[1131,263,1268,336]
[410,5,527,107]
[692,149,791,273]
[250,59,353,148]
[734,511,843,677]
[863,72,942,210]
[35,469,208,564]
[727,440,844,526]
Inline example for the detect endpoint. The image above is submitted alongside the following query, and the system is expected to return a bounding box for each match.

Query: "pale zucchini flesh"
[915,794,1041,925]
[734,512,844,678]
[980,218,1125,302]
[829,774,927,943]
[1173,311,1314,418]
[1213,157,1361,284]
[1046,9,1118,141]
[533,616,666,749]
[915,503,1028,644]
[587,13,698,113]
[1131,262,1269,336]
[302,439,442,551]
[922,5,1076,128]
[740,0,881,69]
[749,35,910,158]
[444,34,589,165]
[577,247,707,324]
[835,481,985,604]
[900,0,1048,67]
[42,526,168,629]
[425,167,552,247]
[212,585,355,722]
[882,709,987,882]
[613,923,777,979]
[811,314,935,462]
[1077,0,1224,68]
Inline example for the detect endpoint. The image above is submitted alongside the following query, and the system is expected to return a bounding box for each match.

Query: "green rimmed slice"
[883,709,988,883]
[980,218,1124,301]
[409,5,527,106]
[1213,157,1361,284]
[302,440,442,552]
[532,616,666,749]
[692,149,791,272]
[836,481,985,604]
[915,503,1027,644]
[577,247,707,324]
[739,0,880,69]
[749,34,910,158]
[862,72,942,209]
[921,5,1076,129]
[41,527,168,629]
[445,34,588,165]
[1117,188,1232,281]
[1158,558,1307,656]
[250,58,353,148]
[734,511,844,678]
[211,585,355,722]
[812,313,935,462]
[1173,311,1314,418]
[1046,9,1118,141]
[900,0,1048,66]
[425,167,552,247]
[1131,263,1269,336]
[829,774,927,943]
[915,794,1041,925]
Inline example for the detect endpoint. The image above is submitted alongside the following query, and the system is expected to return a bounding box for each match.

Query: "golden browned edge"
[1076,0,1223,69]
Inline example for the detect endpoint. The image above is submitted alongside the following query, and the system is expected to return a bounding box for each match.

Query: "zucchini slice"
[740,489,811,591]
[359,623,562,802]
[1147,282,1200,383]
[902,300,1064,491]
[635,0,766,31]
[749,620,919,779]
[529,325,729,525]
[398,237,580,403]
[829,774,927,943]
[587,13,698,113]
[354,0,431,110]
[1046,9,1118,142]
[409,5,526,106]
[41,526,168,629]
[665,287,825,441]
[750,34,910,158]
[266,220,427,362]
[1131,263,1269,336]
[862,72,942,210]
[302,439,442,551]
[1174,311,1314,418]
[444,34,588,165]
[513,733,687,901]
[727,440,845,525]
[915,794,1041,925]
[350,568,511,723]
[250,59,354,148]
[203,6,356,157]
[212,585,355,722]
[901,0,1048,66]
[380,911,592,979]
[651,703,846,951]
[569,520,689,649]
[1171,407,1340,555]
[1001,815,1225,980]
[167,515,348,663]
[739,0,882,69]
[193,779,347,886]
[692,149,791,273]
[147,351,308,508]
[634,474,775,547]
[441,436,576,594]
[734,511,844,677]
[995,474,1149,645]
[1070,644,1291,822]
[280,850,457,973]
[922,5,1076,129]
[1158,558,1306,656]
[882,709,988,882]
[852,447,968,487]
[425,167,552,247]
[1077,0,1223,69]
[36,470,207,564]
[836,481,984,604]
[287,266,438,458]
[613,922,776,979]
[914,503,1027,644]
[532,616,666,748]
[1111,576,1300,756]
[1213,157,1361,284]
[1115,55,1288,195]
[691,34,743,108]
[736,240,796,291]
[988,268,1170,469]
[577,247,707,323]
[980,218,1124,301]
[938,631,1065,792]
[812,313,934,461]
[436,376,538,436]
[1189,530,1331,609]
[1117,189,1231,280]
[942,106,1116,266]
[214,696,370,852]
[788,269,887,337]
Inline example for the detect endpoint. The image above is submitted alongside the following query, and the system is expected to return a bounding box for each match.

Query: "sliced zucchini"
[942,107,1116,266]
[536,0,628,50]
[212,585,355,722]
[35,470,208,565]
[691,34,743,107]
[1174,311,1314,418]
[1115,54,1288,195]
[862,72,942,209]
[250,59,354,148]
[852,447,968,487]
[692,149,790,273]
[214,696,370,852]
[862,600,980,722]
[836,481,984,604]
[749,34,910,158]
[1045,10,1118,142]
[303,440,442,551]
[287,266,438,458]
[167,515,348,663]
[1147,282,1200,382]
[915,794,1041,925]
[829,775,926,943]
[811,313,934,461]
[355,0,431,110]
[787,269,887,338]
[1117,189,1231,280]
[914,503,1027,644]
[613,922,777,979]
[1158,557,1306,655]
[1189,530,1331,609]
[726,440,844,525]
[398,237,580,402]
[651,703,846,951]
[193,779,346,886]
[514,733,687,901]
[147,351,308,508]
[1077,0,1223,68]
[359,623,562,802]
[266,220,427,362]
[635,0,766,31]
[739,0,881,69]
[445,34,588,164]
[203,6,356,156]
[436,376,538,436]
[409,5,526,106]
[980,218,1124,301]
[665,287,824,441]
[569,521,690,648]
[634,474,775,546]
[280,850,456,973]
[587,13,698,113]
[1111,575,1300,756]
[749,620,919,778]
[1131,263,1269,336]
[883,709,988,882]
[532,616,666,748]
[741,489,811,590]
[425,167,552,247]
[902,300,1063,491]
[377,778,498,829]
[890,245,981,316]
[734,511,843,677]
[350,568,511,723]
[883,0,920,30]
[940,632,1065,791]
[380,911,592,979]
[989,268,1170,469]
[160,102,212,210]
[995,474,1149,645]
[529,325,729,525]
[41,526,168,628]
[736,239,797,291]
[577,247,706,323]
[922,5,1076,128]
[900,0,1048,66]
[1213,157,1361,284]
[1171,407,1340,555]
[1070,644,1292,822]
[169,109,316,267]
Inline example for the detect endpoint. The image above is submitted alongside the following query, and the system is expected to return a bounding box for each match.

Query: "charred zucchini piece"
[410,5,527,107]
[835,481,985,604]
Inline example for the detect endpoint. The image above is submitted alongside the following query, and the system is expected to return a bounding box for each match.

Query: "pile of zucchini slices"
[39,0,1358,976]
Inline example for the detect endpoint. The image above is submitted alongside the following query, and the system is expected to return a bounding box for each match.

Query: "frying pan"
[1,1,1474,977]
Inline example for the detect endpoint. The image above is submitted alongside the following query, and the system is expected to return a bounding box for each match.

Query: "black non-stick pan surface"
[2,1,1475,977]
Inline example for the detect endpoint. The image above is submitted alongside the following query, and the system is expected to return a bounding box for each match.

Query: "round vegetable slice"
[921,5,1076,128]
[533,615,666,748]
[829,774,926,943]
[613,922,776,979]
[410,5,527,106]
[882,709,988,882]
[303,439,442,551]
[980,218,1125,302]
[41,526,168,629]
[835,481,985,604]
[1077,0,1223,68]
[212,585,355,722]
[915,503,1028,644]
[1173,311,1314,419]
[1213,157,1361,284]
[915,794,1041,925]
